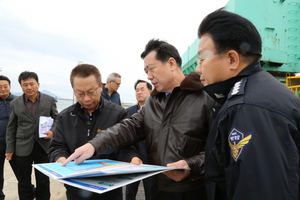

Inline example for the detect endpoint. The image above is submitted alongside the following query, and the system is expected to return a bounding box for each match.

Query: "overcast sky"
[0,0,229,103]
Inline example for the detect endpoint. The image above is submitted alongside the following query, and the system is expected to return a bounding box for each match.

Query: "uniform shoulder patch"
[228,128,252,161]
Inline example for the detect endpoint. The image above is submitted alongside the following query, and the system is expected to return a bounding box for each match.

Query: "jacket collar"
[150,72,203,96]
[203,61,262,105]
[72,97,104,114]
[102,85,117,97]
[0,93,15,101]
[8,93,16,100]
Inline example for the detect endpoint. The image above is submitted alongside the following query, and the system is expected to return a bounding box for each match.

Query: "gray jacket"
[6,92,58,156]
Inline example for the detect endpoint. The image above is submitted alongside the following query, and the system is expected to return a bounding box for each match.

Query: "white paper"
[39,116,53,138]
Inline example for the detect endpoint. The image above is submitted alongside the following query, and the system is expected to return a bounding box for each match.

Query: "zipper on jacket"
[4,100,8,116]
[86,113,92,137]
[87,121,91,136]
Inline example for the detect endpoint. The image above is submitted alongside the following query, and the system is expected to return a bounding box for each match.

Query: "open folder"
[33,159,188,194]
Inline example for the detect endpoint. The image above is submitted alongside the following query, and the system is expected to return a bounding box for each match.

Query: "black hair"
[0,75,11,85]
[140,39,182,67]
[134,79,152,90]
[70,64,101,87]
[18,71,39,84]
[198,8,262,63]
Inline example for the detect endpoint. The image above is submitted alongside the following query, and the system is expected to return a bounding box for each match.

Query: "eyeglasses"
[74,87,99,98]
[0,85,9,90]
[112,80,121,86]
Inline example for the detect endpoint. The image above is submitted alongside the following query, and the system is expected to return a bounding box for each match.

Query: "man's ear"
[98,82,103,94]
[168,57,177,71]
[227,50,240,70]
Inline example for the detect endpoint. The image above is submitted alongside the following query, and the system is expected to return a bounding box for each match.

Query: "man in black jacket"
[49,64,141,200]
[62,40,217,200]
[196,9,300,199]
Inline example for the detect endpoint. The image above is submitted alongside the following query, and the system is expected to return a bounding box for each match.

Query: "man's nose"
[147,72,153,80]
[195,64,202,74]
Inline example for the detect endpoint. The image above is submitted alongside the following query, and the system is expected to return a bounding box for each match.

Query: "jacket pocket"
[180,137,202,158]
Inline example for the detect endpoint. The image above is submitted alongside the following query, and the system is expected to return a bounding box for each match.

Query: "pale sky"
[0,0,229,103]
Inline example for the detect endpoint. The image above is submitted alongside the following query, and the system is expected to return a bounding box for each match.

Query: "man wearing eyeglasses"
[0,75,18,200]
[49,64,141,200]
[62,40,217,200]
[101,72,122,105]
[0,76,36,199]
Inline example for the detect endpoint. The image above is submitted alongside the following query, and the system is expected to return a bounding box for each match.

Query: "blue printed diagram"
[33,159,172,180]
[33,159,186,194]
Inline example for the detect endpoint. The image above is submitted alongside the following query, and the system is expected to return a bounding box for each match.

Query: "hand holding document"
[164,160,191,182]
[33,159,184,180]
[39,116,53,138]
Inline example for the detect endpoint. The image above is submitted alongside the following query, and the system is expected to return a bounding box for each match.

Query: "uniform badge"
[97,129,102,133]
[228,128,252,161]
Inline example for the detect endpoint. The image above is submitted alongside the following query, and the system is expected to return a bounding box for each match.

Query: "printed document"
[39,116,53,138]
[33,159,188,194]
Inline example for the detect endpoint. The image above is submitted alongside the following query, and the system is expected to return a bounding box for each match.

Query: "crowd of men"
[1,8,300,200]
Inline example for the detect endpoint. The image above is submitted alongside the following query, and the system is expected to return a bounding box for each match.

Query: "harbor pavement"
[3,160,66,200]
